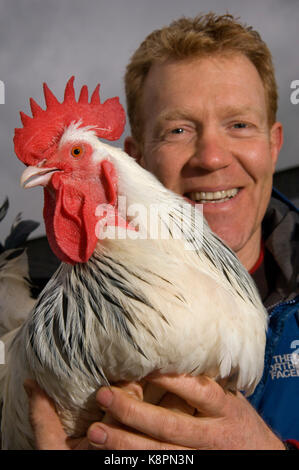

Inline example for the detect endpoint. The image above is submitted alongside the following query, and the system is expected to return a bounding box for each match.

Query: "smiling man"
[125,54,282,270]
[25,13,299,450]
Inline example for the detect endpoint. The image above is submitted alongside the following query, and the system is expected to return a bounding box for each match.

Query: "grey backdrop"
[0,0,298,241]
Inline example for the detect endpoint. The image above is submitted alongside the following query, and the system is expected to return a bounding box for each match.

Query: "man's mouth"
[185,188,239,204]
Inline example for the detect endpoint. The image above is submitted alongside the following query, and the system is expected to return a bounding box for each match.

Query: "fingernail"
[88,424,107,445]
[97,387,113,409]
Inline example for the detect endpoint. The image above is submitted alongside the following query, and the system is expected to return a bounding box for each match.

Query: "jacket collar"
[261,188,299,305]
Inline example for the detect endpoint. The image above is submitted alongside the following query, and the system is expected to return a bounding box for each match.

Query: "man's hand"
[23,379,152,450]
[23,379,91,450]
[24,374,285,450]
[88,374,285,450]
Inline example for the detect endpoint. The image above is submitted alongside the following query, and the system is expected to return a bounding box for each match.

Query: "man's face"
[126,54,283,267]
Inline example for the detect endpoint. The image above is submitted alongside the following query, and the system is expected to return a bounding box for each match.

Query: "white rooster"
[0,77,267,449]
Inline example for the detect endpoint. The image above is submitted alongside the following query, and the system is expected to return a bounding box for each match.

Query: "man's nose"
[188,128,232,171]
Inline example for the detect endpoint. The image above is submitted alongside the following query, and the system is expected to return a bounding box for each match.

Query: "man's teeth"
[188,188,239,203]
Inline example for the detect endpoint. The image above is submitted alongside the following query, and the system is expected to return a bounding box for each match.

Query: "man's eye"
[170,128,184,134]
[161,125,195,143]
[233,122,247,129]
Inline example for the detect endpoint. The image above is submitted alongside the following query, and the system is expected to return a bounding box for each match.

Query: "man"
[24,13,299,449]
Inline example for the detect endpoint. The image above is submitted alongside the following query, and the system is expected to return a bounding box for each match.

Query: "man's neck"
[236,228,262,271]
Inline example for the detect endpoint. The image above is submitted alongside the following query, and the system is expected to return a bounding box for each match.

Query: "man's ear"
[124,136,145,167]
[270,122,283,172]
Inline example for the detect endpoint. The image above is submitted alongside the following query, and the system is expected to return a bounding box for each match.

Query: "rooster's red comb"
[14,76,126,166]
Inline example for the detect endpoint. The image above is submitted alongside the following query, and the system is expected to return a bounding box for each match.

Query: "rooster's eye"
[70,145,84,158]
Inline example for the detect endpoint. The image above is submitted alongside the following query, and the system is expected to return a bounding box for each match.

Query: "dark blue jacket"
[248,189,299,441]
[249,296,299,440]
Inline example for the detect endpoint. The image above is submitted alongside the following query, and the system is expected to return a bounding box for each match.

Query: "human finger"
[147,373,227,416]
[101,382,194,433]
[23,379,69,450]
[93,385,206,448]
[24,379,92,450]
[158,392,195,415]
[101,381,144,426]
[88,421,193,450]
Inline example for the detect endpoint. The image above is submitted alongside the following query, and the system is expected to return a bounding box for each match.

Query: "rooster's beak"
[20,165,60,189]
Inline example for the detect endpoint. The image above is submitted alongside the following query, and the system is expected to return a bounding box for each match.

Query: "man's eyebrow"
[157,109,193,122]
[220,105,264,120]
[156,105,263,121]
[152,109,194,133]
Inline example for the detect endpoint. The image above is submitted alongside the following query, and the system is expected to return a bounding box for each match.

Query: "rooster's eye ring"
[71,145,84,158]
